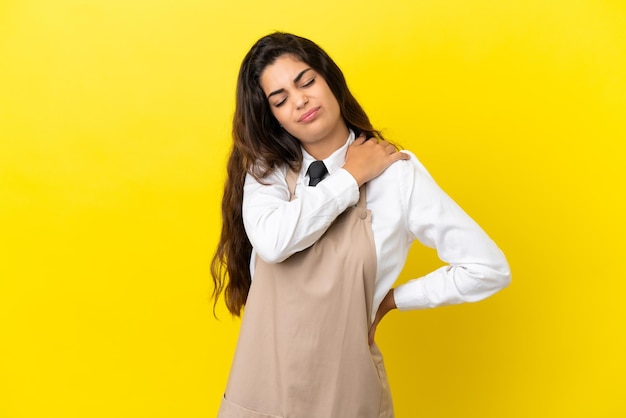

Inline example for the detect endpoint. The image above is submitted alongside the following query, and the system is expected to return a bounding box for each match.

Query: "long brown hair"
[211,32,386,316]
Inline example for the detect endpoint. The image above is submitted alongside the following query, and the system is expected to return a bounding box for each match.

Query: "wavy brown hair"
[211,32,387,316]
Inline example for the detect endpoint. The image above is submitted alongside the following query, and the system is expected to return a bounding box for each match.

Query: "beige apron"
[218,170,393,418]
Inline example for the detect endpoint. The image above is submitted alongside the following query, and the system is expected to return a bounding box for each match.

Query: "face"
[259,54,348,158]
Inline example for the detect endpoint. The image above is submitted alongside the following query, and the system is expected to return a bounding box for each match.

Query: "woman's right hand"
[342,134,410,187]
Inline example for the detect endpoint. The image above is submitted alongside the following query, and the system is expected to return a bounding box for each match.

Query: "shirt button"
[359,210,367,220]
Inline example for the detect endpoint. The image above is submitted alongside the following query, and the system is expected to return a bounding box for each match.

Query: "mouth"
[298,107,320,123]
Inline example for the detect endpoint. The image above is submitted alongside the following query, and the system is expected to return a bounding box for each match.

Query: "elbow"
[244,219,293,264]
[493,254,512,290]
[481,258,512,295]
[253,246,291,264]
[458,260,511,302]
[500,267,512,289]
[489,266,511,294]
[474,245,512,292]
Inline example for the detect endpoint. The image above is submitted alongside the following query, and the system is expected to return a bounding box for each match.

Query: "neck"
[302,124,350,160]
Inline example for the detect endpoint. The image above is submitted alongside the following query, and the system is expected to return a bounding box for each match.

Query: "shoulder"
[245,164,291,187]
[366,149,442,211]
[243,163,293,204]
[375,150,434,183]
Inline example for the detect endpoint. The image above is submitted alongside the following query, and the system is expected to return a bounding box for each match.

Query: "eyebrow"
[266,68,312,99]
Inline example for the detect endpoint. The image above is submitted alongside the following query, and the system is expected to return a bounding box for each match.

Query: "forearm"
[378,288,397,318]
[243,169,359,263]
[394,260,511,310]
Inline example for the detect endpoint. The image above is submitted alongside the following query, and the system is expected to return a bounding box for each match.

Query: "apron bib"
[219,170,393,418]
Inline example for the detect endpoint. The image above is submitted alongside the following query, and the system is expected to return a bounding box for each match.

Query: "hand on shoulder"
[342,134,410,186]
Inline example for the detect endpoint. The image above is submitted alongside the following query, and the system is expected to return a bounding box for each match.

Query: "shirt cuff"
[320,168,359,209]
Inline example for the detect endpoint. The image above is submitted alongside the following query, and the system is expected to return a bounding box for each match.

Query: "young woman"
[212,32,511,418]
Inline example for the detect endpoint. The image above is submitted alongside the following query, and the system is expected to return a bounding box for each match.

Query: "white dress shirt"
[243,131,511,321]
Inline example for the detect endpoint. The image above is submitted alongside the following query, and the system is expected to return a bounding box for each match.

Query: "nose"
[296,93,309,109]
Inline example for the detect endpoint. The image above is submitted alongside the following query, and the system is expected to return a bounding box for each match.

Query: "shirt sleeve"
[243,166,359,264]
[393,152,511,310]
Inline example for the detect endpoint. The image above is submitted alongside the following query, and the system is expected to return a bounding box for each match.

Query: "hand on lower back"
[368,288,397,345]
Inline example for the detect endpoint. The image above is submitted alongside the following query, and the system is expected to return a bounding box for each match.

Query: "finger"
[348,136,367,151]
[392,150,410,160]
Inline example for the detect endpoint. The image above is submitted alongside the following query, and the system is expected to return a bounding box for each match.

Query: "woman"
[212,32,511,418]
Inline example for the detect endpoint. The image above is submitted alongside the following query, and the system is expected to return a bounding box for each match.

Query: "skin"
[369,289,396,346]
[260,54,407,343]
[260,54,349,159]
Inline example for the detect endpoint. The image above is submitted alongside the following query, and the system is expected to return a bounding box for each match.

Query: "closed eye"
[301,77,315,88]
[271,75,315,107]
[274,97,287,107]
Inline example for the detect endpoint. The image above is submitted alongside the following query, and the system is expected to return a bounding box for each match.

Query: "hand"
[343,135,410,187]
[368,288,397,345]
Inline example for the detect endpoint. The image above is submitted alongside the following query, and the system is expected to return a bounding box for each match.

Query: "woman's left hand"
[368,288,397,345]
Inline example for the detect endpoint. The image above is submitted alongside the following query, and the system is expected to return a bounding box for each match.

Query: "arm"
[243,167,358,263]
[243,137,410,263]
[393,152,511,310]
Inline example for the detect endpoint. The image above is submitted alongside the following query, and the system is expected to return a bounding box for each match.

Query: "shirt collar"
[301,130,355,176]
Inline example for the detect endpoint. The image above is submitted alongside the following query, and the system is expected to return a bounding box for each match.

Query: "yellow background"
[1,0,625,417]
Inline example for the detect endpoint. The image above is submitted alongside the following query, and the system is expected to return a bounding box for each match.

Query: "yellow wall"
[1,0,624,416]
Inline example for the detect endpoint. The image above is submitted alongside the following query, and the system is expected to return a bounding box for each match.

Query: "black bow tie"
[307,161,328,187]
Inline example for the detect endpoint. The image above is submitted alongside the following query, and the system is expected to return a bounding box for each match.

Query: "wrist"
[382,288,397,314]
[390,288,397,309]
[341,162,366,187]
